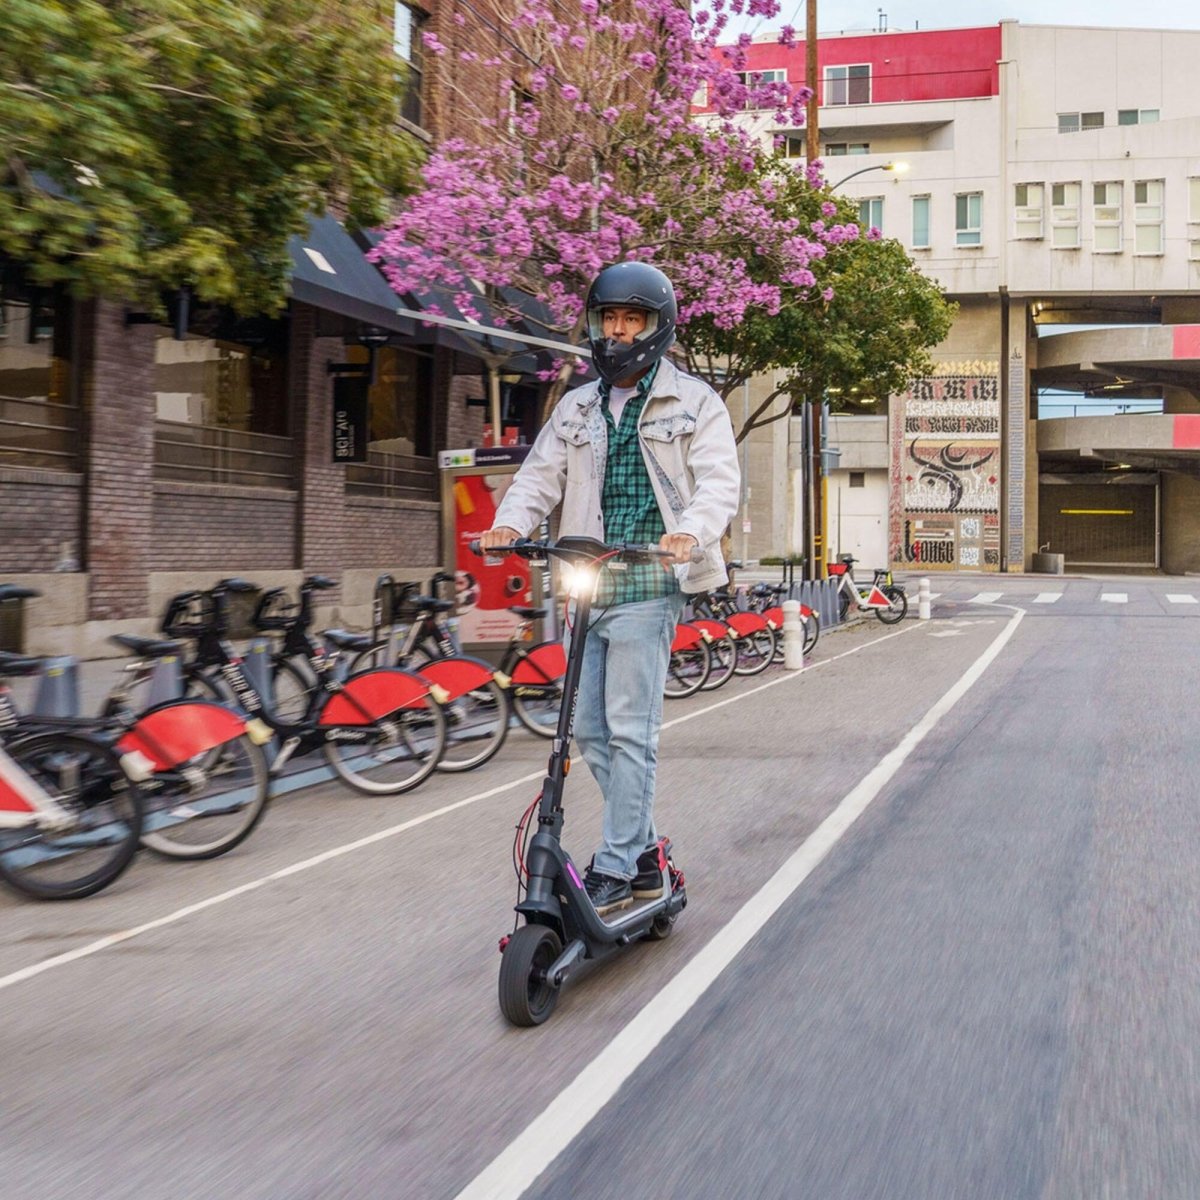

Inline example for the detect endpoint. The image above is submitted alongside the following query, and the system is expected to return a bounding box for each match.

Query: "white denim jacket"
[493,358,741,593]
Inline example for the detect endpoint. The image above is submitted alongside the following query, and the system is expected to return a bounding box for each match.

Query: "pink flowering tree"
[372,0,867,427]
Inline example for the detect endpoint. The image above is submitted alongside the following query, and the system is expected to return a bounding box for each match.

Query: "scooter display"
[473,535,689,1027]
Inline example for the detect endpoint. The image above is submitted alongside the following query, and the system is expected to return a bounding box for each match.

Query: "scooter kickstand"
[546,937,588,987]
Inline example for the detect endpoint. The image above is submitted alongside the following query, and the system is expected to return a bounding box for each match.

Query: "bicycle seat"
[109,634,185,659]
[0,651,45,677]
[508,606,547,620]
[0,584,41,603]
[323,630,373,651]
[303,575,337,591]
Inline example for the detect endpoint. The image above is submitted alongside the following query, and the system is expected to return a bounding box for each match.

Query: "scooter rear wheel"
[499,924,562,1026]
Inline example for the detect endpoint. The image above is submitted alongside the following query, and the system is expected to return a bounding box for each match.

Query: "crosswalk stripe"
[968,592,1003,604]
[1166,594,1198,605]
[1100,593,1127,604]
[1033,593,1062,604]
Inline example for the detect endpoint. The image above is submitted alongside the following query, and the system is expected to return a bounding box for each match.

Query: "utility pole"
[806,0,819,163]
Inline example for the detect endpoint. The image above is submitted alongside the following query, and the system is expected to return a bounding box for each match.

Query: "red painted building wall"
[713,25,1001,107]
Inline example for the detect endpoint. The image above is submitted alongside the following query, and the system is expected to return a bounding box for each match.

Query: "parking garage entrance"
[1038,475,1158,569]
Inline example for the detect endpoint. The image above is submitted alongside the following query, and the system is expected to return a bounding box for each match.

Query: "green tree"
[680,165,956,442]
[0,0,418,313]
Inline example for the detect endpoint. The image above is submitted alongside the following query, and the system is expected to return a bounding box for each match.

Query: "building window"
[858,196,883,232]
[955,192,982,246]
[1093,181,1123,253]
[1118,109,1159,125]
[1050,183,1081,249]
[0,293,77,472]
[1014,183,1044,239]
[1134,180,1164,255]
[1058,111,1104,133]
[849,471,865,488]
[737,69,786,109]
[393,1,426,127]
[826,64,870,106]
[1188,178,1200,261]
[912,195,931,249]
[825,142,870,156]
[783,135,805,158]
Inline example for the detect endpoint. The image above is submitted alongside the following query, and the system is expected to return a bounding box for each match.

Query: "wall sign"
[331,378,369,463]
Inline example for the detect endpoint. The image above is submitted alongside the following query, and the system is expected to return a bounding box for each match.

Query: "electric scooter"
[472,535,689,1027]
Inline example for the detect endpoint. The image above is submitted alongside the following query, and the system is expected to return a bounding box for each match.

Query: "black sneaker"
[584,871,633,916]
[632,845,667,899]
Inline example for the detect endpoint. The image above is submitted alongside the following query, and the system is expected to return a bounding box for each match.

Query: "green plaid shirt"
[596,365,680,607]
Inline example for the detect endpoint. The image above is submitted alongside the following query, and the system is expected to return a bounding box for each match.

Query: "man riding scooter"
[480,261,740,915]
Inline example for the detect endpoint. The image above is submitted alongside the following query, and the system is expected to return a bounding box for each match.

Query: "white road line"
[1166,594,1198,605]
[1033,593,1063,605]
[0,624,918,994]
[969,592,1003,604]
[454,609,1026,1200]
[1100,593,1128,604]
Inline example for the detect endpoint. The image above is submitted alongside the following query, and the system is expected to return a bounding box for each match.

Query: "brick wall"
[343,497,441,569]
[80,300,156,621]
[0,468,83,572]
[152,482,297,571]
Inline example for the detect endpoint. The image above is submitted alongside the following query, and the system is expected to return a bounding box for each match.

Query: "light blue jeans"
[569,592,686,880]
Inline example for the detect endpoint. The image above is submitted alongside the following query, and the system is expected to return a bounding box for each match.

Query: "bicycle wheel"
[876,585,908,625]
[431,676,510,772]
[838,589,851,623]
[270,656,317,723]
[663,641,711,699]
[139,729,271,860]
[507,643,566,738]
[0,732,145,900]
[347,640,391,674]
[323,693,447,795]
[803,611,820,655]
[698,631,736,691]
[732,627,776,676]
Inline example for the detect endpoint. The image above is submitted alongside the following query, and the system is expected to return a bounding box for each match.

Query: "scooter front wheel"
[499,924,562,1026]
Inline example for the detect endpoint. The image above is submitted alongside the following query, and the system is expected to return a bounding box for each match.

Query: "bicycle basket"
[217,586,264,640]
[379,580,422,627]
[161,591,214,639]
[252,588,296,633]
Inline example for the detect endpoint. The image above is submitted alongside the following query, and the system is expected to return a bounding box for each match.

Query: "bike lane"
[0,617,1016,1200]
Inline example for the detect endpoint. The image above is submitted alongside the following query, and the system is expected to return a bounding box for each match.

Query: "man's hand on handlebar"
[479,526,521,554]
[659,532,699,565]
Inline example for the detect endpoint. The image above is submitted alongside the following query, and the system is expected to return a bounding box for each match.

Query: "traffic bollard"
[918,577,931,620]
[782,599,804,670]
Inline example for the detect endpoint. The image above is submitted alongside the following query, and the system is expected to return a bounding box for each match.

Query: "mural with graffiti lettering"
[889,364,1001,571]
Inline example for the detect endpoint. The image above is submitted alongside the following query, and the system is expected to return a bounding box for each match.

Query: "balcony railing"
[346,449,436,501]
[0,394,78,471]
[154,421,295,489]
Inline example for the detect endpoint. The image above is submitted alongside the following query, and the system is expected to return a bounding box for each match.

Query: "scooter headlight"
[559,562,596,597]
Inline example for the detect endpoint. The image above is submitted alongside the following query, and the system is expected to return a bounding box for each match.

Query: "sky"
[735,0,1200,37]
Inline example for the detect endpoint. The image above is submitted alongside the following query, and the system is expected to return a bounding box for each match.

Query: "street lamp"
[830,161,909,189]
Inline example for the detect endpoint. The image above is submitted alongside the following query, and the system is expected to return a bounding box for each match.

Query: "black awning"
[287,215,415,335]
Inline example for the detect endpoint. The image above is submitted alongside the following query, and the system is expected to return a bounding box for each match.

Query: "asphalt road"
[3,577,1199,1200]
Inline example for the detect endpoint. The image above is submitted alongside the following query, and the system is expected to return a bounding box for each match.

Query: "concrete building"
[727,20,1200,574]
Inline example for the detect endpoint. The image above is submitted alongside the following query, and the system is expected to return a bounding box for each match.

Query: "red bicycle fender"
[118,700,248,771]
[319,668,431,726]
[762,605,814,630]
[415,656,496,703]
[0,752,38,817]
[509,641,566,685]
[724,611,769,637]
[688,618,732,644]
[671,622,706,652]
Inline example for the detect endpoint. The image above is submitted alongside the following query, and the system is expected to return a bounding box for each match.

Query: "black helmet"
[585,262,677,385]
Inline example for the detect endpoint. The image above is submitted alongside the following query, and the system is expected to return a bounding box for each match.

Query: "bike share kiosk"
[438,445,556,660]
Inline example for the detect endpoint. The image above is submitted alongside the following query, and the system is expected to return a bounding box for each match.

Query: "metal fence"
[346,449,436,501]
[0,393,78,471]
[154,421,295,489]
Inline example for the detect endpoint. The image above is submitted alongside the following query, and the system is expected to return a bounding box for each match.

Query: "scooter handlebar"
[468,537,705,565]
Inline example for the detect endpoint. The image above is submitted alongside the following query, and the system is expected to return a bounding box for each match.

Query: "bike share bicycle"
[828,554,908,624]
[477,536,689,1027]
[157,578,446,794]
